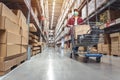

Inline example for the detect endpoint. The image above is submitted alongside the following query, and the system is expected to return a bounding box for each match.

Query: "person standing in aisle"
[67,9,83,57]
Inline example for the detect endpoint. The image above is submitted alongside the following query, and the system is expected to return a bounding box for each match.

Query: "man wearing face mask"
[67,9,83,57]
[67,9,83,27]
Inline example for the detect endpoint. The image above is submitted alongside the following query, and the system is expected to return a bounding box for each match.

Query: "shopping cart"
[70,23,104,63]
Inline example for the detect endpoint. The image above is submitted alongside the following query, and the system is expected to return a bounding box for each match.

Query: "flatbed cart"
[70,24,104,63]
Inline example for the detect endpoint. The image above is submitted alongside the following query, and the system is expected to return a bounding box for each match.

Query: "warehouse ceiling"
[48,0,63,29]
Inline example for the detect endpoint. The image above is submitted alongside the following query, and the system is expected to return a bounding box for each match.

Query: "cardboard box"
[30,23,37,32]
[21,45,28,53]
[12,9,27,30]
[0,3,18,24]
[110,33,120,37]
[13,10,28,32]
[32,47,40,51]
[21,29,28,39]
[97,43,103,52]
[0,16,20,34]
[0,44,21,57]
[21,20,28,31]
[0,31,21,44]
[111,51,120,56]
[102,44,110,54]
[75,25,91,39]
[21,36,28,45]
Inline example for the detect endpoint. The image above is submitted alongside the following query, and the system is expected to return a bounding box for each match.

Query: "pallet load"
[13,9,28,55]
[0,3,27,75]
[97,43,110,55]
[110,33,120,56]
[102,44,110,55]
[29,24,41,56]
[97,43,103,53]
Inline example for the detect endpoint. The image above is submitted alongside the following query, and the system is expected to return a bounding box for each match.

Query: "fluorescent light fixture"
[50,0,56,29]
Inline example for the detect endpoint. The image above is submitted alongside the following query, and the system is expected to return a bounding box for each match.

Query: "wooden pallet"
[0,53,27,76]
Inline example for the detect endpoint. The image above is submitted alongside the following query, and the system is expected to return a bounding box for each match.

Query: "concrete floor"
[0,48,120,80]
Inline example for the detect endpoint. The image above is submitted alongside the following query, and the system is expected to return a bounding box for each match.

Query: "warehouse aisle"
[1,48,120,80]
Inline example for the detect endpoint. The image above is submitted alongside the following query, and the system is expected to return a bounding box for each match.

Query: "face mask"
[74,11,79,16]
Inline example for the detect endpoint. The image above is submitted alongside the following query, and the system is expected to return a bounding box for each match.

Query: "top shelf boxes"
[0,3,18,25]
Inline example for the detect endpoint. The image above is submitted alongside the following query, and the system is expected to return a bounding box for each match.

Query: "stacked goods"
[100,10,120,23]
[88,0,95,16]
[98,43,110,55]
[0,3,27,75]
[97,43,103,53]
[74,25,91,39]
[29,31,41,56]
[96,0,108,9]
[110,33,120,56]
[30,23,37,32]
[102,44,110,55]
[13,9,28,54]
[0,3,18,24]
[82,5,87,19]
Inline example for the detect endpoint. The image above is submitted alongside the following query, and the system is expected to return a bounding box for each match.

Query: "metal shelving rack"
[55,0,120,45]
[24,0,47,42]
[0,0,47,59]
[55,0,76,43]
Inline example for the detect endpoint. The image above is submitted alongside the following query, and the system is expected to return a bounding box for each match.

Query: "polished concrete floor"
[0,48,120,80]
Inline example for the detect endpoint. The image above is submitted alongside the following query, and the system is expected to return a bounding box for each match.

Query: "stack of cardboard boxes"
[13,9,28,57]
[0,3,28,75]
[110,33,120,56]
[97,43,110,55]
[29,24,41,56]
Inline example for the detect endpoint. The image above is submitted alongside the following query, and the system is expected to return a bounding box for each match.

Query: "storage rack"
[0,0,47,42]
[0,0,48,60]
[55,0,120,46]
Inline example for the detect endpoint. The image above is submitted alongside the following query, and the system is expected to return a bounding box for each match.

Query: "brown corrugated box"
[102,44,110,54]
[0,16,20,34]
[0,31,21,44]
[21,36,28,45]
[30,23,37,32]
[110,33,119,37]
[12,10,28,32]
[75,25,90,39]
[0,44,21,57]
[21,29,28,39]
[21,45,28,53]
[0,3,18,24]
